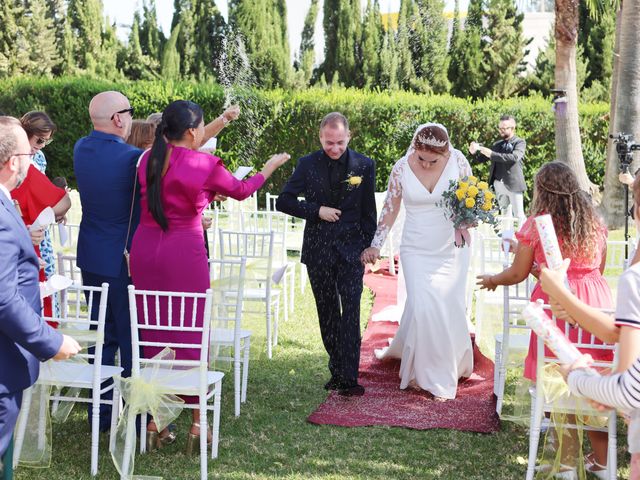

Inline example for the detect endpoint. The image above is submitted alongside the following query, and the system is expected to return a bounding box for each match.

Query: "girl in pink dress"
[130,100,289,449]
[477,161,612,476]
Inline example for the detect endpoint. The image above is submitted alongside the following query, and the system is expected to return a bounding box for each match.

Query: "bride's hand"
[476,274,497,291]
[361,247,380,266]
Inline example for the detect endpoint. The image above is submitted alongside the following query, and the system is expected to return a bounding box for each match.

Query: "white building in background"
[515,0,555,69]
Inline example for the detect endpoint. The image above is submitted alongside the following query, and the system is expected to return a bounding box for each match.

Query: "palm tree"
[601,0,640,228]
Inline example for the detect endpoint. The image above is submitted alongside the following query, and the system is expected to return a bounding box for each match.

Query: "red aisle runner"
[307,263,501,433]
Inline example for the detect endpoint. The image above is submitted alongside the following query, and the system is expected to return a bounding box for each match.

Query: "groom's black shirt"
[325,150,348,207]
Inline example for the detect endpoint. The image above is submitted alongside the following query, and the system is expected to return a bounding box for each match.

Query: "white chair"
[604,239,633,296]
[209,257,250,416]
[50,222,80,254]
[494,276,533,415]
[218,230,281,359]
[239,210,295,319]
[57,252,82,285]
[124,286,223,480]
[526,306,617,480]
[14,283,121,476]
[473,233,508,339]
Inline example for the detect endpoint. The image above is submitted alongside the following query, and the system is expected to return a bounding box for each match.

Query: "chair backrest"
[478,233,507,275]
[238,211,288,262]
[127,286,214,375]
[209,257,246,342]
[57,252,82,285]
[44,283,109,388]
[604,239,632,278]
[265,192,278,212]
[50,223,80,254]
[218,230,275,290]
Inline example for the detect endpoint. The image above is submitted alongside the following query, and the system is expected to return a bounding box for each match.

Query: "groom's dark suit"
[277,148,376,387]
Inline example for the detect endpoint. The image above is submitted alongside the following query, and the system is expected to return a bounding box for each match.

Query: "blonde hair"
[530,162,604,261]
[127,120,155,149]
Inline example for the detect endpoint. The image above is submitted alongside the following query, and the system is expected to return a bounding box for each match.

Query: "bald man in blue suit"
[0,117,80,476]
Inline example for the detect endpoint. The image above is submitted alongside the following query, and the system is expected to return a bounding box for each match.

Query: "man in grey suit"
[469,115,527,226]
[0,117,80,477]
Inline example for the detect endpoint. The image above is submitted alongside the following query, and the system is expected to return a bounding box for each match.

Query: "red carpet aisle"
[307,262,501,433]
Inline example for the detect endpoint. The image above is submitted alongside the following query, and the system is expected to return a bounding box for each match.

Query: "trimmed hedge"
[0,77,610,203]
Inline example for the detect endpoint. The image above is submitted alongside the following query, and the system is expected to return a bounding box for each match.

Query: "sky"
[103,0,465,62]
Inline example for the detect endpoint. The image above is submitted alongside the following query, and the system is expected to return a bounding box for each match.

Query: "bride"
[361,123,474,400]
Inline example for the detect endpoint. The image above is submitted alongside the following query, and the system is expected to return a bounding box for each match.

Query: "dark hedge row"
[0,77,610,204]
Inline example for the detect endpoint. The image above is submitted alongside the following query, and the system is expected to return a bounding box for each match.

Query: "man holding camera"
[469,115,527,226]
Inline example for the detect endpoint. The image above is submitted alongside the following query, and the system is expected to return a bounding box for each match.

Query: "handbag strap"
[125,150,147,253]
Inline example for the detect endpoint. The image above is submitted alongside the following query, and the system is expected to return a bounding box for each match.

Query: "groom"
[277,112,377,396]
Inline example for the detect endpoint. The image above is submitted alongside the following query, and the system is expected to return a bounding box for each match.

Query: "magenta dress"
[517,215,614,381]
[130,146,264,403]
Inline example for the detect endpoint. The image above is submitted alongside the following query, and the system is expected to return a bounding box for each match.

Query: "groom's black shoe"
[337,383,365,397]
[324,377,341,390]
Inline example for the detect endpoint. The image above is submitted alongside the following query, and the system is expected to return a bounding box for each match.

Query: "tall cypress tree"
[447,0,462,87]
[294,0,319,87]
[192,0,226,80]
[360,0,383,88]
[121,11,157,80]
[480,0,528,98]
[97,18,121,80]
[321,0,361,86]
[415,0,449,93]
[67,0,104,75]
[23,0,59,76]
[449,0,485,98]
[321,0,340,83]
[140,0,165,62]
[229,0,291,88]
[396,0,416,90]
[578,0,615,96]
[161,22,182,80]
[379,27,399,90]
[171,0,197,78]
[0,1,28,76]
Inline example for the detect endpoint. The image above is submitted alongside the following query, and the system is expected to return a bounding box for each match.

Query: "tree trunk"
[601,7,626,228]
[554,0,598,196]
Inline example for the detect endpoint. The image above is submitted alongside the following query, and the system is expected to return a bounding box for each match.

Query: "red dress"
[11,164,66,319]
[516,215,614,380]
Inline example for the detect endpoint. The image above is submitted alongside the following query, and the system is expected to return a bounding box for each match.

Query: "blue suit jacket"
[0,192,62,395]
[276,149,377,266]
[74,131,142,278]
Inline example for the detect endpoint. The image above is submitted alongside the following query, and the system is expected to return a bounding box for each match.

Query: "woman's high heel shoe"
[185,423,211,456]
[146,423,177,452]
[146,430,160,452]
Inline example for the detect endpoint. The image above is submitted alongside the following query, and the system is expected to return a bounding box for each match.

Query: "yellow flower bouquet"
[437,175,499,246]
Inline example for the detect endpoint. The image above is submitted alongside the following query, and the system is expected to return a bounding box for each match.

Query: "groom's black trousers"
[306,258,364,385]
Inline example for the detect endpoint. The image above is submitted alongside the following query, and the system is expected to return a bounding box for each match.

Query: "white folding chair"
[218,230,281,359]
[50,223,80,254]
[57,252,82,285]
[239,210,295,319]
[526,306,617,480]
[14,283,121,476]
[494,276,533,415]
[209,257,250,416]
[124,286,223,480]
[473,232,507,338]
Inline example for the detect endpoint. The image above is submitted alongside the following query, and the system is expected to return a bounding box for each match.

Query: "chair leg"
[289,266,295,312]
[241,338,250,403]
[119,408,137,480]
[199,403,208,480]
[234,355,241,417]
[90,390,101,475]
[37,386,47,452]
[140,411,147,453]
[13,387,33,466]
[608,412,617,480]
[283,276,289,323]
[526,391,544,480]
[211,382,222,460]
[266,298,272,359]
[109,387,120,452]
[273,298,280,348]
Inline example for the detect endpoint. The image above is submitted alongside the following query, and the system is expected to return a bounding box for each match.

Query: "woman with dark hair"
[129,100,289,450]
[13,111,71,319]
[361,123,475,400]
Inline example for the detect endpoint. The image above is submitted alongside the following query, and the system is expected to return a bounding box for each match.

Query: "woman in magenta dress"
[130,100,289,448]
[477,161,612,475]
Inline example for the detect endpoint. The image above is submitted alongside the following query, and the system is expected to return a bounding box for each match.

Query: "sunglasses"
[110,107,135,121]
[35,136,53,146]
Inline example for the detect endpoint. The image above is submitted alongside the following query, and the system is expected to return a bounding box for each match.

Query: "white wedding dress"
[372,125,474,399]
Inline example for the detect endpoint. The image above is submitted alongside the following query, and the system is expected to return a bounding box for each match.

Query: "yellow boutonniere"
[346,175,362,186]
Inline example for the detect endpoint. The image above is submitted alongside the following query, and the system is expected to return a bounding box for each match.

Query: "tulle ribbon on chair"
[13,332,102,469]
[110,348,190,480]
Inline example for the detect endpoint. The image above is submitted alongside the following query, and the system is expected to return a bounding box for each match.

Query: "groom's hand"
[361,247,380,265]
[319,206,341,222]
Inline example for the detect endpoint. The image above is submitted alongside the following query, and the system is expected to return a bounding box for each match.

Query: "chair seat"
[495,333,531,349]
[38,361,123,387]
[529,386,614,416]
[241,288,282,300]
[139,367,224,395]
[213,328,252,343]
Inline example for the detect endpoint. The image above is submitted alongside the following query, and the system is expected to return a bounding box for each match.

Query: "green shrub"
[0,77,609,205]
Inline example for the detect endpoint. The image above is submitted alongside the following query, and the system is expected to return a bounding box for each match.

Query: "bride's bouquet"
[437,175,499,246]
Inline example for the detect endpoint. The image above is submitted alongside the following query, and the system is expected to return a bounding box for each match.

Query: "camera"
[610,132,640,172]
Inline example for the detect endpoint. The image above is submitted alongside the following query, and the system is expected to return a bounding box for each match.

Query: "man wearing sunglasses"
[469,115,527,226]
[73,91,140,432]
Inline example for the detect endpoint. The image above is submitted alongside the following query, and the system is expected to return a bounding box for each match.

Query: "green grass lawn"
[16,255,632,479]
